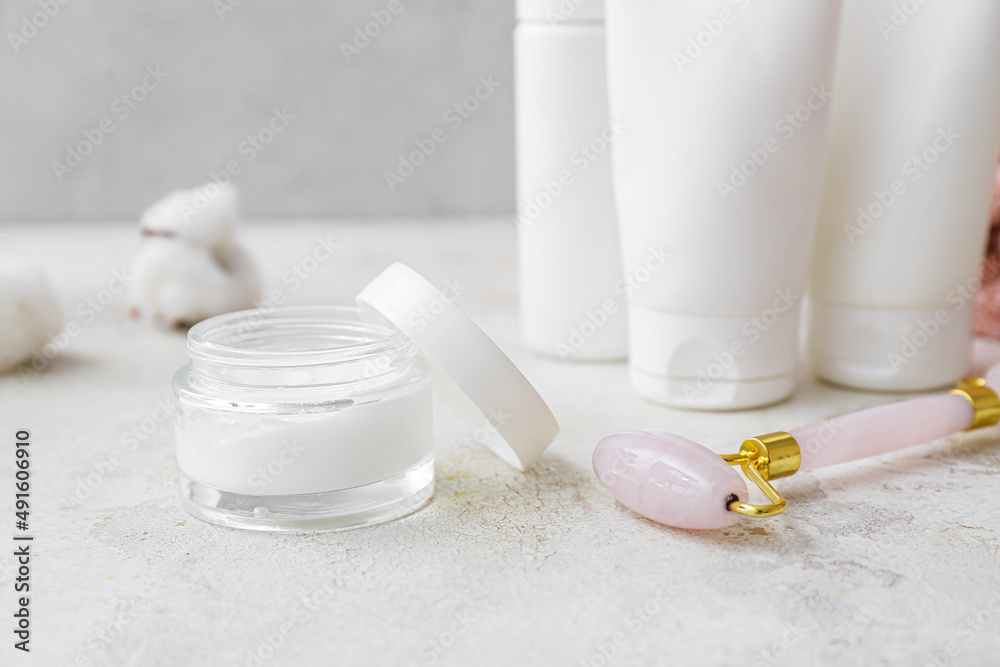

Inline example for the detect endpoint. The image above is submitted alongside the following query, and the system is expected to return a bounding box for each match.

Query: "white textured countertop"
[2,219,1000,667]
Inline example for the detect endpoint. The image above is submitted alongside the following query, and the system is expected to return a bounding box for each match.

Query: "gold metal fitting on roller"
[716,381,999,522]
[950,377,1000,431]
[720,431,801,519]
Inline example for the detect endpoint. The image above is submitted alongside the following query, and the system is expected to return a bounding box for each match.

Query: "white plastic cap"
[628,305,799,410]
[357,263,560,470]
[810,302,972,391]
[516,0,604,23]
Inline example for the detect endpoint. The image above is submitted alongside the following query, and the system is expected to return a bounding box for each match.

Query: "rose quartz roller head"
[594,374,1000,530]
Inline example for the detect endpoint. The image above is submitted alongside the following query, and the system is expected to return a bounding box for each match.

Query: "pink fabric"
[974,163,1000,337]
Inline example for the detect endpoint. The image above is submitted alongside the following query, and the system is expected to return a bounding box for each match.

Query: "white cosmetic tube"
[605,0,843,409]
[810,0,1000,391]
[515,0,628,361]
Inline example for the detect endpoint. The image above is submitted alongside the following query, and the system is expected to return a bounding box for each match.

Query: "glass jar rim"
[186,305,414,369]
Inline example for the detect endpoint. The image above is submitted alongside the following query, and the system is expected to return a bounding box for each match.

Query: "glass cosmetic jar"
[173,263,561,533]
[173,305,434,532]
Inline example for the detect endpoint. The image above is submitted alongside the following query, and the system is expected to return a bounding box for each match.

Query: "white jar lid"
[357,263,560,470]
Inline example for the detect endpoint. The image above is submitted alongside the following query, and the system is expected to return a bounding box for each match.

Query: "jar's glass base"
[178,457,434,533]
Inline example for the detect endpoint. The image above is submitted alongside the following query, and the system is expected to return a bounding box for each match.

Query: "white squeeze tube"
[514,0,628,361]
[809,0,1000,392]
[604,0,843,409]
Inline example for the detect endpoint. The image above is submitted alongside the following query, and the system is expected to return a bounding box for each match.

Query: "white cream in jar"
[173,305,434,531]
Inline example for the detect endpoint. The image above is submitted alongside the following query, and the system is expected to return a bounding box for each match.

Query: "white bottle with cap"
[809,0,1000,391]
[604,0,843,409]
[514,0,627,361]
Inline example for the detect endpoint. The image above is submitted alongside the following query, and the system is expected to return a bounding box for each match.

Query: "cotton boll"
[131,184,261,328]
[140,184,237,248]
[131,237,260,327]
[0,260,64,373]
[973,163,1000,337]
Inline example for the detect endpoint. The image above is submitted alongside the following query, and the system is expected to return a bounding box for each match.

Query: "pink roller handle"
[791,394,973,470]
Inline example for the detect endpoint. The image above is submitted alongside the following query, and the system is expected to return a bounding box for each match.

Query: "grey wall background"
[0,1,515,221]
